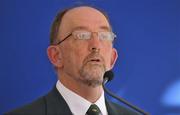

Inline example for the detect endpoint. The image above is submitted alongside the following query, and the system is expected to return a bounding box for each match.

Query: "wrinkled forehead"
[59,6,111,33]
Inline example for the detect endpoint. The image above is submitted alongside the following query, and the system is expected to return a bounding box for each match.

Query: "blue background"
[0,0,179,115]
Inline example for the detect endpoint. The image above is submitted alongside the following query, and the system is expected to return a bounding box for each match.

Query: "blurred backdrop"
[0,0,179,115]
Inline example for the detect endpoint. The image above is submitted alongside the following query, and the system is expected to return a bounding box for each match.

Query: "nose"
[88,33,102,52]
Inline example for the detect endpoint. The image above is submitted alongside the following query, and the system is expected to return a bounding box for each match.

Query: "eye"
[99,32,114,41]
[74,31,91,40]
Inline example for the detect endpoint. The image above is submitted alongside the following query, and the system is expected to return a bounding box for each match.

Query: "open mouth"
[87,58,102,65]
[90,59,100,62]
[84,54,104,65]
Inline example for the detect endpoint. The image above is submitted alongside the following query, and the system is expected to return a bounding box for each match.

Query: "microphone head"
[103,70,114,83]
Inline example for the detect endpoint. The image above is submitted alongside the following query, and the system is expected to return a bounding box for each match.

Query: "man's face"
[57,7,117,87]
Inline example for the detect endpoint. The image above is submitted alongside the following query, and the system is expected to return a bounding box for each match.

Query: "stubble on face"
[78,51,106,87]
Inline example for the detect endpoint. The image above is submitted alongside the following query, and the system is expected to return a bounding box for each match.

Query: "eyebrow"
[72,26,111,31]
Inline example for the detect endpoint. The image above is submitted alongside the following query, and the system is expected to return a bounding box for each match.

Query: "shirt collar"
[56,80,108,115]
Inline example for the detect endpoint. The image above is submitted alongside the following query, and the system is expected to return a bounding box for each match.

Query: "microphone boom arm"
[103,77,149,115]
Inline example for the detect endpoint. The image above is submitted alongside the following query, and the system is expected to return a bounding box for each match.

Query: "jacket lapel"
[45,86,73,115]
[106,100,121,115]
[106,99,140,115]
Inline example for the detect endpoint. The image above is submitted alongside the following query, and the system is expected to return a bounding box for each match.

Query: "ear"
[47,45,63,68]
[109,48,118,69]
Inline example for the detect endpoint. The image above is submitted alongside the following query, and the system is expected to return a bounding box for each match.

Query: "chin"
[78,63,106,87]
[90,67,104,78]
[89,63,105,74]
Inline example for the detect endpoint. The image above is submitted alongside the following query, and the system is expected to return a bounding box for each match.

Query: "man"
[5,5,139,115]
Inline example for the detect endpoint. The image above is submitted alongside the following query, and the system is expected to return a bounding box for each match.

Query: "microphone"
[103,70,149,115]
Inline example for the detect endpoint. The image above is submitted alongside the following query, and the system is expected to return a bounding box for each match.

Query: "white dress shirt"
[56,80,108,115]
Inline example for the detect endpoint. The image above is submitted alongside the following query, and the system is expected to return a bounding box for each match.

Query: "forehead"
[60,6,111,32]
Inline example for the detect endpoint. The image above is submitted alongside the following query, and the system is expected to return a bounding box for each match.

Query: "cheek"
[62,43,88,68]
[102,47,113,68]
[104,54,112,67]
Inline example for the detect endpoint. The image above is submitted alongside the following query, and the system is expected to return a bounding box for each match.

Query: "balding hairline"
[50,5,112,45]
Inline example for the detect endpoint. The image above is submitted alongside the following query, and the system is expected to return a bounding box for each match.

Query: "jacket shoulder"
[5,96,46,115]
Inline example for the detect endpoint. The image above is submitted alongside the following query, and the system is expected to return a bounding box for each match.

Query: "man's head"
[47,6,118,87]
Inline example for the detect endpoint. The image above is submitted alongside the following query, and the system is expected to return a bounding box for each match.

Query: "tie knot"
[86,104,102,115]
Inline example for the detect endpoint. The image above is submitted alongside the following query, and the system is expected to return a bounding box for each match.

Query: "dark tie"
[86,104,102,115]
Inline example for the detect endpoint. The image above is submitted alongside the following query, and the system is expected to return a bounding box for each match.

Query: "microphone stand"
[103,78,149,115]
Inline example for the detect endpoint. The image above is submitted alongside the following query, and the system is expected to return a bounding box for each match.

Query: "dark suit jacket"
[5,87,139,115]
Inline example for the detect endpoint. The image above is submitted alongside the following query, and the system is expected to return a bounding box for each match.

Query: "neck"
[58,73,103,103]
